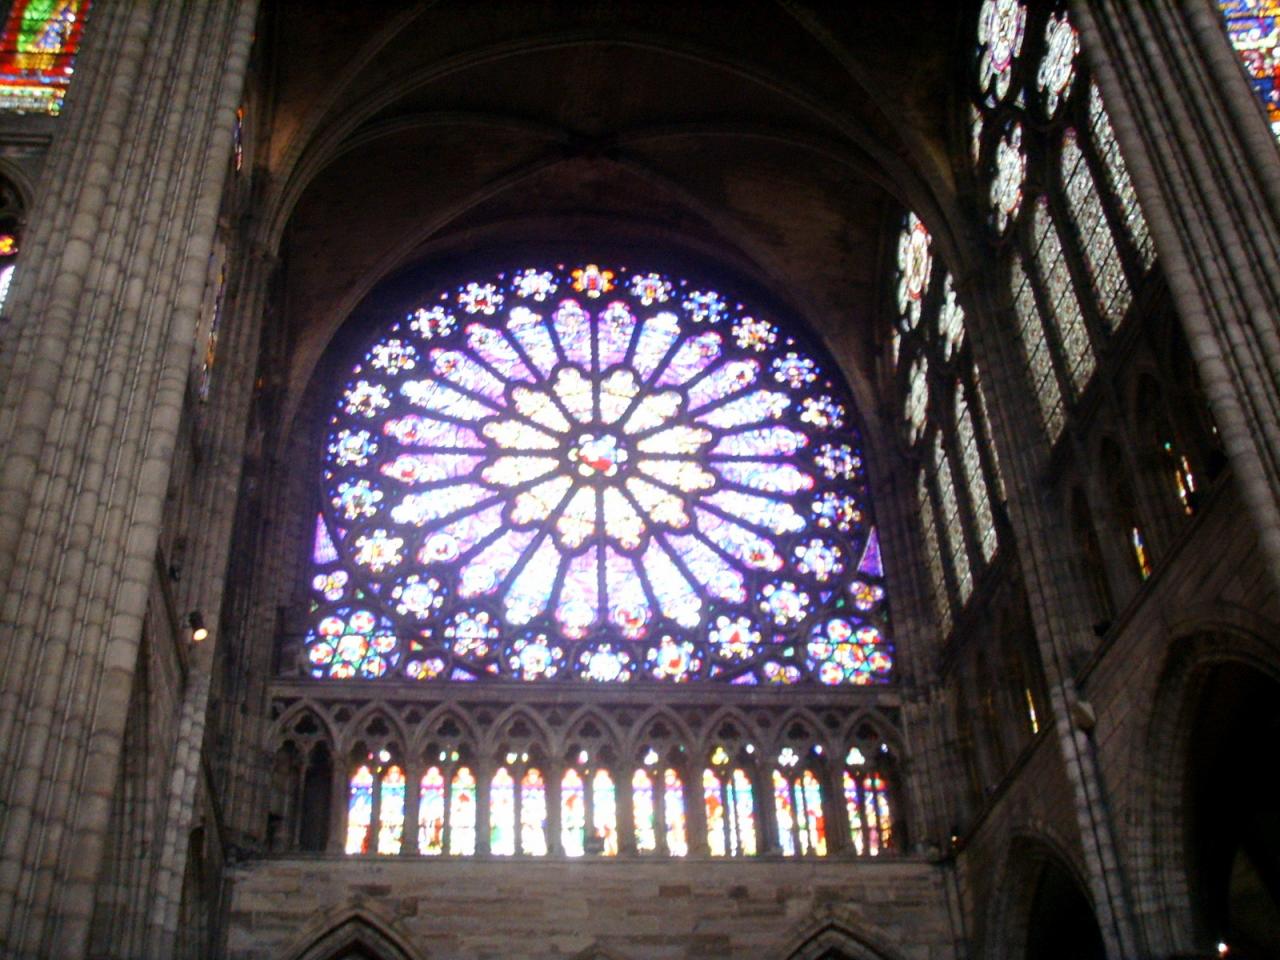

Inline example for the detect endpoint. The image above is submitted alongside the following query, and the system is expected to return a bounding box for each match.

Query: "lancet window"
[283,705,899,859]
[890,209,1004,632]
[971,0,1155,446]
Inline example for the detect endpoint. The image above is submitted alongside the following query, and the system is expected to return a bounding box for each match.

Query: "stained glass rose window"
[306,264,893,685]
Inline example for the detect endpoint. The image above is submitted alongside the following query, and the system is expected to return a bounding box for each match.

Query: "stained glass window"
[418,766,446,854]
[0,230,16,315]
[896,212,932,329]
[1218,0,1280,140]
[1061,130,1131,329]
[703,749,757,857]
[345,764,375,854]
[917,471,951,634]
[1037,10,1079,117]
[970,103,985,166]
[938,274,966,361]
[972,365,1006,503]
[664,768,688,856]
[592,768,619,856]
[991,122,1026,232]
[842,751,894,856]
[976,0,1027,102]
[199,260,226,402]
[0,0,89,115]
[633,769,657,852]
[956,384,997,563]
[773,748,827,857]
[376,765,405,854]
[559,768,585,856]
[1088,84,1156,269]
[308,263,893,687]
[449,767,477,855]
[933,436,973,603]
[1011,258,1065,440]
[905,355,929,444]
[520,768,548,856]
[490,767,516,855]
[1031,198,1094,393]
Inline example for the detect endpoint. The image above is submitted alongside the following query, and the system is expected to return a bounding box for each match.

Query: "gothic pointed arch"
[284,907,425,960]
[984,834,1104,960]
[781,913,906,960]
[1138,619,1280,956]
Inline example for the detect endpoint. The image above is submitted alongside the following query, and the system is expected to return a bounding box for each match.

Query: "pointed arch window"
[842,747,894,857]
[344,749,405,855]
[773,746,827,857]
[933,435,973,603]
[632,768,658,853]
[376,764,406,855]
[956,383,998,563]
[489,767,517,855]
[703,746,757,857]
[1030,198,1094,393]
[1087,84,1155,269]
[917,470,951,633]
[418,765,447,855]
[520,767,549,856]
[1060,129,1131,328]
[971,4,1159,453]
[345,764,375,855]
[1011,257,1066,439]
[449,766,478,855]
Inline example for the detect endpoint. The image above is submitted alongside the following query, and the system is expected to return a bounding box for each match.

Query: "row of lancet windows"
[894,0,1230,630]
[341,743,893,858]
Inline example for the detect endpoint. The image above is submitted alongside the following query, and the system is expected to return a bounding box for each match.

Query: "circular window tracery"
[306,264,894,685]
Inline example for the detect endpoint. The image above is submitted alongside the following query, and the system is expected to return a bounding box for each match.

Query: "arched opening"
[1022,859,1106,960]
[1186,663,1280,957]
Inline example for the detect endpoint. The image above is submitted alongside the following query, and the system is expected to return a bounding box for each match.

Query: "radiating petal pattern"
[310,264,893,683]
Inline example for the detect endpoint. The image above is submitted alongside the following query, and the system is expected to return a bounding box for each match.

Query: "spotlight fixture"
[188,611,209,642]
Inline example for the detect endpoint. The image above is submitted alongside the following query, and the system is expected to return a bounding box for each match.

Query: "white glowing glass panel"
[933,434,973,603]
[1010,257,1065,440]
[918,471,952,633]
[1031,198,1094,395]
[1089,84,1156,270]
[1061,129,1131,330]
[956,383,997,563]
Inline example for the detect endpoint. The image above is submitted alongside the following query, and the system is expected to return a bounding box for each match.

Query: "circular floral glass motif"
[306,264,894,684]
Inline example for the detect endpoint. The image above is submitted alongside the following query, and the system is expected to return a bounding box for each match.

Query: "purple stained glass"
[307,264,894,684]
[313,513,338,564]
[857,527,883,577]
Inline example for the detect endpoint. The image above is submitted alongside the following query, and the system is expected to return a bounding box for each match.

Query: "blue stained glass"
[308,264,894,684]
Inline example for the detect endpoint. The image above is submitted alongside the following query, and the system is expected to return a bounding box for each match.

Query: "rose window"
[306,264,894,685]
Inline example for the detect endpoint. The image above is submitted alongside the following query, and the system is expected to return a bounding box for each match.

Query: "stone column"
[1074,0,1280,591]
[0,2,257,957]
[145,236,277,955]
[951,256,1140,958]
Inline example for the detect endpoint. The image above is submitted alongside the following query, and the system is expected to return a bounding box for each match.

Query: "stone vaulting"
[0,1,1278,958]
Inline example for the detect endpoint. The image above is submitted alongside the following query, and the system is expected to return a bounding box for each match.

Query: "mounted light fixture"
[188,611,209,643]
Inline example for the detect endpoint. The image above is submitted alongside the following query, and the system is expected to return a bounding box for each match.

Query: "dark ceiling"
[256,0,972,436]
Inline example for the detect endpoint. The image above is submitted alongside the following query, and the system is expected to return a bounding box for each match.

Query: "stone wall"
[227,856,956,960]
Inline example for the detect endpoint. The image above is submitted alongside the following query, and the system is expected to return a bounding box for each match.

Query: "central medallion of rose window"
[571,433,627,478]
